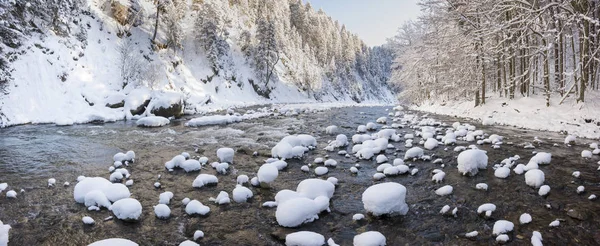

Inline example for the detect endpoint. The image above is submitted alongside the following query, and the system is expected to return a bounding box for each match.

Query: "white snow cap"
[185,200,210,216]
[285,231,325,246]
[492,220,514,235]
[192,174,218,188]
[193,230,204,240]
[82,216,95,225]
[404,147,424,160]
[362,182,409,216]
[136,116,170,127]
[159,191,174,204]
[475,183,488,190]
[434,185,453,196]
[88,238,138,246]
[353,231,386,246]
[538,185,551,196]
[232,185,253,203]
[74,177,131,205]
[217,147,235,163]
[494,167,510,178]
[110,198,142,221]
[258,164,279,184]
[525,169,545,188]
[519,213,532,224]
[154,204,171,219]
[457,149,488,176]
[275,196,330,227]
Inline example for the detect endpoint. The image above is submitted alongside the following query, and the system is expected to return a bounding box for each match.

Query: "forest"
[392,0,600,107]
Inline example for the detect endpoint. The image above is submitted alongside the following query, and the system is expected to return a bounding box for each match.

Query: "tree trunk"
[152,4,160,43]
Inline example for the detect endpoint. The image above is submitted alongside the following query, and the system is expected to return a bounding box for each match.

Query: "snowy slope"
[0,0,396,127]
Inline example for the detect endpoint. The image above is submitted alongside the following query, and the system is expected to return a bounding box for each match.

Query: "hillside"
[0,0,396,127]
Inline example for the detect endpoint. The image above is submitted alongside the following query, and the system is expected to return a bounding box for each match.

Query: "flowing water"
[0,106,599,246]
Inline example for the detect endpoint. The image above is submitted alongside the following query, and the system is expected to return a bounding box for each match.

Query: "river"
[0,106,598,245]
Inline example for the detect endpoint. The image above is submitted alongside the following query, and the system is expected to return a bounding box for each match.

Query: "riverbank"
[412,93,600,139]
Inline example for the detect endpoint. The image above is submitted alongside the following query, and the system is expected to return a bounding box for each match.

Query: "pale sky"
[303,0,421,46]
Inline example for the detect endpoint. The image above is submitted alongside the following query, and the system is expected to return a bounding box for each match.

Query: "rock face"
[130,99,150,116]
[150,101,184,118]
[111,1,129,25]
[106,100,125,108]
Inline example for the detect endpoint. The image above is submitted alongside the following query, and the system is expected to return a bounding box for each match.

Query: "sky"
[303,0,421,46]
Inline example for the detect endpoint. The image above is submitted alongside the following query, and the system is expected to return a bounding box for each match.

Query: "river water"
[0,106,598,245]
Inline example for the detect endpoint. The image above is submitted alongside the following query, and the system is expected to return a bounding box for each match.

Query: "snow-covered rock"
[136,116,170,127]
[185,200,210,216]
[285,231,325,246]
[520,213,532,224]
[315,167,328,176]
[82,216,95,225]
[154,204,171,219]
[232,185,253,203]
[325,125,339,135]
[181,159,201,172]
[110,198,142,221]
[434,185,453,196]
[275,196,330,227]
[525,169,545,188]
[494,167,510,179]
[475,183,488,191]
[353,231,386,246]
[88,238,138,246]
[362,182,409,216]
[217,147,235,163]
[258,164,279,185]
[404,147,424,160]
[192,174,218,188]
[457,149,488,176]
[538,185,550,196]
[193,230,204,240]
[492,220,514,235]
[159,191,174,205]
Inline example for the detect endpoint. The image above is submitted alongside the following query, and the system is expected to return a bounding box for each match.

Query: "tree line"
[392,0,599,106]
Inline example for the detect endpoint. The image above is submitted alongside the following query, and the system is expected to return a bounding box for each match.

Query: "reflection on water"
[0,107,598,245]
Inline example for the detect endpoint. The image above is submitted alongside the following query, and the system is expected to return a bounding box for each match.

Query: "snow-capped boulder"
[362,182,409,216]
[285,231,325,246]
[457,149,488,176]
[110,198,142,221]
[217,147,235,163]
[353,231,386,246]
[136,116,170,127]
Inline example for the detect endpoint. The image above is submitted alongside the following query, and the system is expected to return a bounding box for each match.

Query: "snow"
[325,125,339,135]
[192,174,219,188]
[88,238,138,246]
[465,231,478,238]
[270,160,288,170]
[494,167,510,178]
[577,185,585,194]
[258,164,279,184]
[84,190,112,208]
[477,203,496,215]
[413,96,600,139]
[179,240,200,246]
[353,213,365,220]
[492,220,514,235]
[435,185,453,196]
[82,216,95,225]
[496,234,509,243]
[530,152,552,165]
[74,177,130,204]
[237,175,249,184]
[565,135,577,144]
[353,231,386,246]
[275,196,330,227]
[431,171,445,182]
[193,230,204,240]
[0,221,11,245]
[424,138,438,150]
[362,182,409,216]
[457,149,488,176]
[538,185,551,196]
[531,231,543,246]
[582,150,592,158]
[185,200,210,216]
[159,191,174,204]
[549,220,560,227]
[525,169,545,188]
[272,135,317,159]
[324,159,338,167]
[520,213,532,224]
[48,178,56,187]
[180,160,201,172]
[404,147,424,160]
[440,205,450,214]
[475,183,488,190]
[154,204,171,219]
[315,167,328,176]
[210,191,231,205]
[110,198,142,221]
[136,116,170,127]
[285,231,326,246]
[297,179,335,199]
[217,148,235,163]
[232,185,253,203]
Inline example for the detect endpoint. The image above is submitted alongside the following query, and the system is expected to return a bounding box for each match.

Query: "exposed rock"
[130,99,150,116]
[111,1,129,25]
[150,100,184,118]
[106,100,124,108]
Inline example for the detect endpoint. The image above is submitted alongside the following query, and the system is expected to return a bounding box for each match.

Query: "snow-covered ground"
[413,93,600,139]
[0,0,396,128]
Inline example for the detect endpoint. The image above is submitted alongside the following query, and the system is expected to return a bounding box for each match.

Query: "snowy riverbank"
[412,93,600,139]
